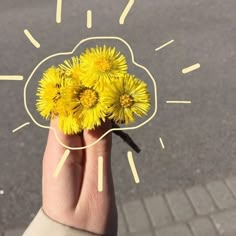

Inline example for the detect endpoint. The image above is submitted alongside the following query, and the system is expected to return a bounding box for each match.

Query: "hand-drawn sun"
[1,0,200,191]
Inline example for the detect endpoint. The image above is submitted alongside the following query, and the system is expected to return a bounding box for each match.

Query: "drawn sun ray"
[159,137,165,149]
[56,0,62,23]
[119,0,135,25]
[12,122,30,133]
[166,100,192,104]
[0,76,23,81]
[98,156,103,192]
[182,63,200,74]
[53,149,70,178]
[24,29,40,48]
[127,151,140,184]
[155,39,174,52]
[87,10,92,29]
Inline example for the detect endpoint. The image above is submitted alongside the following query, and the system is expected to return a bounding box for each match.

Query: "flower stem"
[112,122,141,153]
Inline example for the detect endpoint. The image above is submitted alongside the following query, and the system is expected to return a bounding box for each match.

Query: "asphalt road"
[0,0,236,232]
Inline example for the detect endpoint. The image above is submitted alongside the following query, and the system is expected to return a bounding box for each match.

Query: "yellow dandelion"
[59,56,81,81]
[104,74,151,124]
[79,45,128,88]
[36,67,69,119]
[64,81,108,130]
[59,114,82,135]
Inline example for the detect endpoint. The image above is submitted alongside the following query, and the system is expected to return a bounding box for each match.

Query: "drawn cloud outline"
[23,36,158,150]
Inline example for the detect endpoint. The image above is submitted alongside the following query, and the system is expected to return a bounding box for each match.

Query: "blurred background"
[0,0,236,233]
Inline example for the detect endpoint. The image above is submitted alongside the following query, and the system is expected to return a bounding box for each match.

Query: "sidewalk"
[4,176,236,236]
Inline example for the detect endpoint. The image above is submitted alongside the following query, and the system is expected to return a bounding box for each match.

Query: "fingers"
[81,120,113,195]
[75,120,116,234]
[42,118,84,217]
[42,119,117,234]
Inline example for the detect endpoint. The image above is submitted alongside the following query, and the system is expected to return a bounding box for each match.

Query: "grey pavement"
[1,0,236,234]
[4,175,236,235]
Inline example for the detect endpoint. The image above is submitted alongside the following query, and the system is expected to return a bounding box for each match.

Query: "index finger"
[42,118,83,217]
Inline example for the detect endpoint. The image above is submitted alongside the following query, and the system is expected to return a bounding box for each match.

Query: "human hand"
[42,119,117,235]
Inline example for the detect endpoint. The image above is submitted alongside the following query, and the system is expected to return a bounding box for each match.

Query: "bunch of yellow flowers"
[36,46,151,135]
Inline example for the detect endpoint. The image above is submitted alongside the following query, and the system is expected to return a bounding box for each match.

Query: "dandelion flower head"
[59,114,82,135]
[36,67,69,119]
[59,56,81,81]
[79,45,128,88]
[64,81,108,130]
[104,74,151,124]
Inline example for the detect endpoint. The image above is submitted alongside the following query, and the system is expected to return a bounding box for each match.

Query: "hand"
[42,119,117,235]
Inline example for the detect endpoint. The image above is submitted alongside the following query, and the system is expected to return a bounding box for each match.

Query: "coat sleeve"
[23,208,100,236]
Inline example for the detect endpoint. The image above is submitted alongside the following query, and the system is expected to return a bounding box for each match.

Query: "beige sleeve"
[23,208,100,236]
